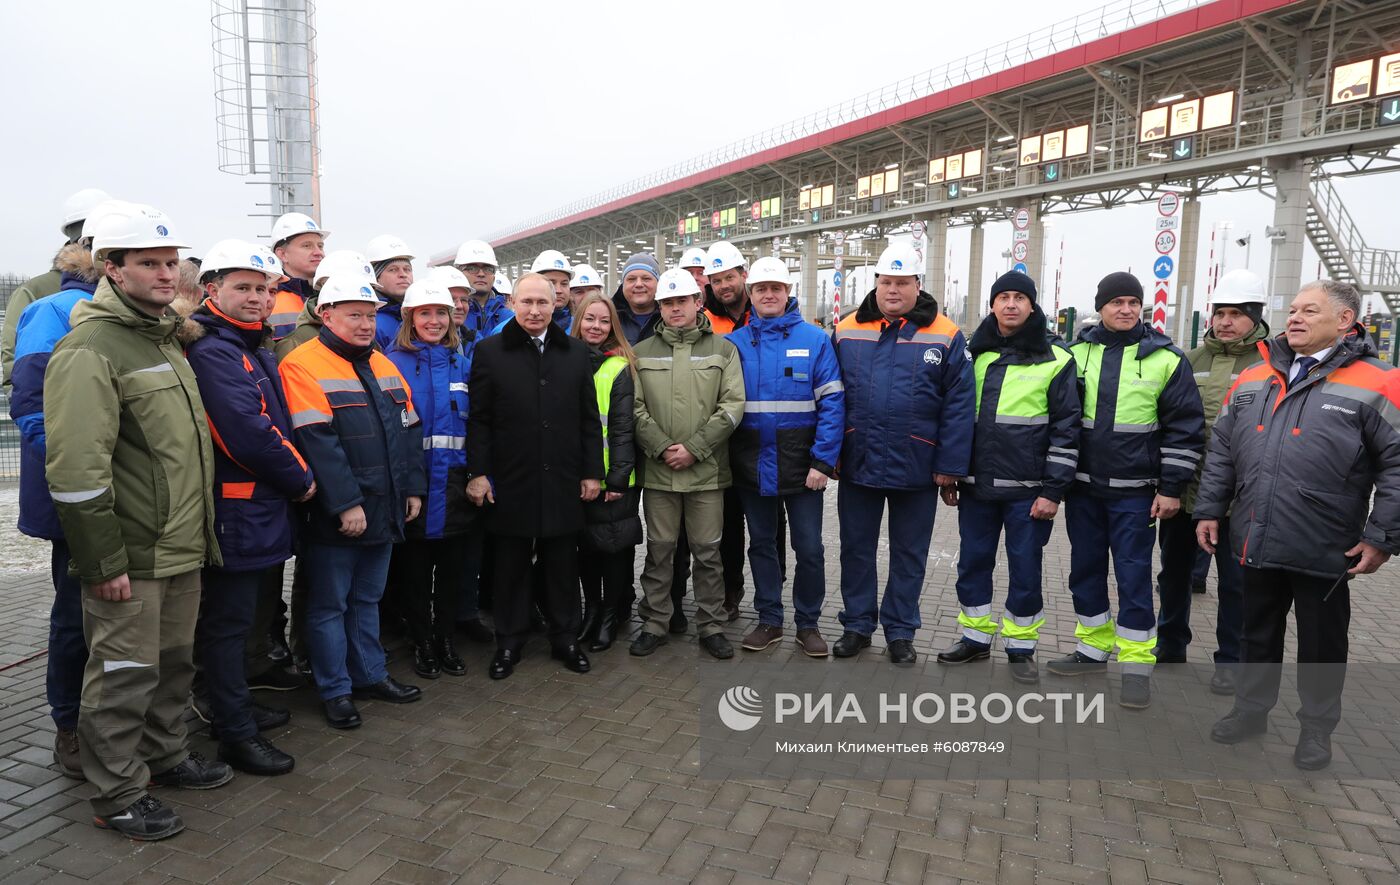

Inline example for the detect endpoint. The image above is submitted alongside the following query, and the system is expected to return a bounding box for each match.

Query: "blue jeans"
[1156,512,1243,663]
[739,487,825,630]
[305,542,391,700]
[954,496,1053,652]
[196,568,260,741]
[48,539,86,732]
[1066,493,1158,649]
[838,481,939,641]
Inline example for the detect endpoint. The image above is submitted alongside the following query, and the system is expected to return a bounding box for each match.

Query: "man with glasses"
[455,240,513,338]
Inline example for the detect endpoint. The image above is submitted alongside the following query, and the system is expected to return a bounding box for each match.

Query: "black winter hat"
[990,270,1038,304]
[1094,271,1145,311]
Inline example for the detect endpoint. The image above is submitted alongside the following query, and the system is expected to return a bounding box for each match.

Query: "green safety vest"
[1070,340,1177,432]
[594,355,636,489]
[973,345,1073,423]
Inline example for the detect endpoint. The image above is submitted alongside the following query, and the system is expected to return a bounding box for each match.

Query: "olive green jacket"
[1182,319,1270,512]
[2,263,62,385]
[45,278,220,582]
[633,312,745,491]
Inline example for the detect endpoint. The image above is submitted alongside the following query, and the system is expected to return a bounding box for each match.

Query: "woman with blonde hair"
[570,292,642,650]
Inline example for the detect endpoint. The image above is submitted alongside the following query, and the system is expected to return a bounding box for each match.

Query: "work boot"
[94,795,183,841]
[1045,651,1108,677]
[1210,709,1267,744]
[887,639,917,665]
[741,624,784,651]
[630,632,667,657]
[54,729,83,779]
[412,642,441,679]
[1209,664,1237,695]
[437,637,466,676]
[700,633,735,660]
[832,631,872,658]
[936,639,991,665]
[795,629,829,658]
[149,751,233,790]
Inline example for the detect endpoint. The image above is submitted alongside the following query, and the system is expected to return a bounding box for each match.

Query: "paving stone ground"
[2,484,1399,884]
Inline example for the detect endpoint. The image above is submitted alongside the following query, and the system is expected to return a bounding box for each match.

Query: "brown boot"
[795,629,829,658]
[741,624,784,651]
[54,729,83,779]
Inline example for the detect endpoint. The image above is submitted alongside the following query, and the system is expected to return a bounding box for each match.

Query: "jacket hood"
[853,288,940,327]
[54,243,100,283]
[1202,318,1271,355]
[1076,320,1176,358]
[70,277,180,343]
[171,293,207,345]
[657,310,714,346]
[969,304,1053,357]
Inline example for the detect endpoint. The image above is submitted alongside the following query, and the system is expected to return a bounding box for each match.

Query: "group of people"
[5,189,1399,842]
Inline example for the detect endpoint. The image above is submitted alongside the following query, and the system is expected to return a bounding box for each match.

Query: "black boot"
[591,609,619,652]
[578,586,601,645]
[412,641,441,679]
[437,636,466,676]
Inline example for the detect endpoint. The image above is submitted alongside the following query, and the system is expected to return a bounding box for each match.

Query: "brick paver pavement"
[2,485,1398,883]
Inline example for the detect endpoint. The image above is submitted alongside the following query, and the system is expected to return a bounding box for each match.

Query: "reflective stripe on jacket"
[1196,326,1400,578]
[268,277,312,342]
[1069,321,1204,498]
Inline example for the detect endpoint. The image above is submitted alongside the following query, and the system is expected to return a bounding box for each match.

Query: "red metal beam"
[494,0,1301,249]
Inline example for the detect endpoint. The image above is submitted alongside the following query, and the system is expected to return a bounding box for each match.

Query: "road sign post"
[1151,193,1181,333]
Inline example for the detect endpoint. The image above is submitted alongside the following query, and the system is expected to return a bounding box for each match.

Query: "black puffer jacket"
[582,346,642,552]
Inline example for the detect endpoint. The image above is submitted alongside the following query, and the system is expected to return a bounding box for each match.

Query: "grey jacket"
[1195,325,1400,578]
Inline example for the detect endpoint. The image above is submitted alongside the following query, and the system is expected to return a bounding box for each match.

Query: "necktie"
[1291,355,1317,388]
[535,337,545,354]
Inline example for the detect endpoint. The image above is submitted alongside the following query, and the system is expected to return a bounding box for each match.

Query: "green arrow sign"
[1172,137,1194,160]
[1381,98,1400,127]
[1043,162,1061,182]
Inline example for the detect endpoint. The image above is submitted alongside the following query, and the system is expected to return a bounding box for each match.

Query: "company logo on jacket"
[924,348,942,365]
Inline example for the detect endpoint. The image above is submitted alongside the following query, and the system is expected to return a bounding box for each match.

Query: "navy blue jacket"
[728,298,845,495]
[387,340,475,539]
[611,286,660,346]
[9,265,99,540]
[184,303,313,571]
[375,300,403,351]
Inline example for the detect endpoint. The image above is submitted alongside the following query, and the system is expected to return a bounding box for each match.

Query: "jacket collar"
[852,288,940,327]
[1076,320,1174,358]
[969,304,1052,358]
[657,310,713,346]
[192,300,267,350]
[743,298,802,342]
[317,324,375,362]
[500,315,571,350]
[1202,319,1270,356]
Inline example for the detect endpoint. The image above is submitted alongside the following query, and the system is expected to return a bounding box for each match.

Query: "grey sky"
[1,0,1392,321]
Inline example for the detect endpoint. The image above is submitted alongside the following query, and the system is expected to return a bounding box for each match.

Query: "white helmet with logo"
[746,256,792,288]
[494,272,513,295]
[455,239,497,267]
[318,275,386,307]
[366,235,414,264]
[200,238,285,283]
[705,241,746,276]
[428,265,471,291]
[402,279,454,311]
[313,250,374,289]
[874,243,921,277]
[62,188,114,233]
[679,247,708,269]
[656,268,701,299]
[530,249,572,275]
[1211,269,1267,306]
[570,264,603,290]
[79,200,137,242]
[271,212,329,247]
[91,204,190,262]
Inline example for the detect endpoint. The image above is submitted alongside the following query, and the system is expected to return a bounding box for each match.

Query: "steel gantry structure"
[446,0,1400,335]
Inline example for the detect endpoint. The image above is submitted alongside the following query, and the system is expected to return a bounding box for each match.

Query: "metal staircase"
[1306,177,1400,310]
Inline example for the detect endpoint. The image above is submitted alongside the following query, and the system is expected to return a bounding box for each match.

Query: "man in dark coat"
[467,273,605,680]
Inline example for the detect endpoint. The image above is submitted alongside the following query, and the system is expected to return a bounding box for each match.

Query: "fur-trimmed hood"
[54,243,100,284]
[171,294,206,345]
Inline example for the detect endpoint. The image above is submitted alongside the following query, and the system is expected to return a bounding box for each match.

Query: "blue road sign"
[1013,262,1028,274]
[1153,256,1174,279]
[832,271,844,288]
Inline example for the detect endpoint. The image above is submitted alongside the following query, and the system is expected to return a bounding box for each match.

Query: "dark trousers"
[954,496,1053,652]
[455,528,486,623]
[286,556,311,659]
[739,488,824,630]
[721,487,746,599]
[397,537,467,644]
[1235,567,1350,734]
[244,562,284,676]
[47,539,87,732]
[196,568,260,741]
[579,547,636,614]
[1156,512,1243,662]
[1065,493,1157,663]
[837,481,939,641]
[492,534,580,652]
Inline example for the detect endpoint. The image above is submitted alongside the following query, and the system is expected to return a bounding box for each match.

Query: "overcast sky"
[1,0,1392,320]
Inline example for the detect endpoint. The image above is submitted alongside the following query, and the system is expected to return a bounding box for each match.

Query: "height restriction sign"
[1155,230,1177,254]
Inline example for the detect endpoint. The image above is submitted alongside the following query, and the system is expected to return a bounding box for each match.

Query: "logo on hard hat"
[668,281,678,291]
[923,348,942,365]
[554,259,565,268]
[580,275,592,283]
[890,259,904,270]
[155,225,169,237]
[712,257,723,267]
[359,285,373,297]
[305,221,317,229]
[250,254,265,267]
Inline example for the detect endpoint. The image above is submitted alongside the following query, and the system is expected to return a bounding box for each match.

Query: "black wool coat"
[466,318,605,537]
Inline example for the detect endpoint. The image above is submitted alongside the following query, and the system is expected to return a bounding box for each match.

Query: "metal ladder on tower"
[1305,176,1400,311]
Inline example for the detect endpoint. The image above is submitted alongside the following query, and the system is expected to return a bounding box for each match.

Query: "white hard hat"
[314,250,374,289]
[680,247,708,269]
[91,204,190,262]
[79,200,137,241]
[1211,269,1267,306]
[746,256,792,288]
[62,188,113,232]
[402,279,454,312]
[705,241,746,276]
[494,272,513,295]
[366,234,414,264]
[874,243,921,277]
[531,249,572,275]
[318,275,386,307]
[428,265,471,291]
[656,268,701,300]
[455,239,498,267]
[200,238,284,283]
[570,264,603,290]
[271,212,329,247]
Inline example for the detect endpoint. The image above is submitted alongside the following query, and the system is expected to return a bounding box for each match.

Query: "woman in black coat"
[570,293,644,650]
[466,275,605,678]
